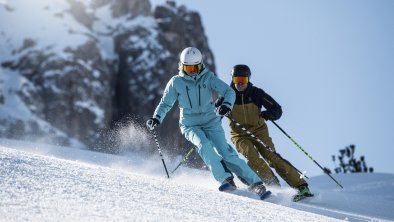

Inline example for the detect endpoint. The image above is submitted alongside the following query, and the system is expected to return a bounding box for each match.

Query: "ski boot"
[251,182,272,200]
[218,177,237,192]
[293,184,314,202]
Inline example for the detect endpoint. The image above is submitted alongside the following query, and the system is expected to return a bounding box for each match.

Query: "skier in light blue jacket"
[146,47,270,199]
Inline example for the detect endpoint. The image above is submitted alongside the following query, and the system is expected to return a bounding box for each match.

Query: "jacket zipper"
[186,86,193,108]
[198,85,201,106]
[241,94,247,123]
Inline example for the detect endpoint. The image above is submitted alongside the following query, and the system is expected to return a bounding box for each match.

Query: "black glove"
[215,97,224,108]
[261,111,276,121]
[146,118,160,130]
[217,105,231,117]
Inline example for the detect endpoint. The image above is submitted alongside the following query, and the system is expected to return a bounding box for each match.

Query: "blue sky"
[151,0,394,177]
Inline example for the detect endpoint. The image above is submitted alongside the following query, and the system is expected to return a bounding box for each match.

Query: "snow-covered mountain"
[0,0,214,153]
[1,138,393,221]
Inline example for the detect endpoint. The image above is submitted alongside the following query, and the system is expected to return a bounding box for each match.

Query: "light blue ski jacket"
[153,68,235,127]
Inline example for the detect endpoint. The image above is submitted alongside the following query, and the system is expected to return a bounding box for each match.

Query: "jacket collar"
[231,82,253,95]
[179,67,208,82]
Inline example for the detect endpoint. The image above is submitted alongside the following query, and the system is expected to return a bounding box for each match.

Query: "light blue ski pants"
[180,115,261,185]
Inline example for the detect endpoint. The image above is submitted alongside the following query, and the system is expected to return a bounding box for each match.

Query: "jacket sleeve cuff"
[154,115,162,123]
[223,101,233,109]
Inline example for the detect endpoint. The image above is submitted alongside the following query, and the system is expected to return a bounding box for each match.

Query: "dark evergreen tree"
[327,144,374,174]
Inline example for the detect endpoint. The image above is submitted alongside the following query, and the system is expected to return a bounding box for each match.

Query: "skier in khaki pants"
[216,64,314,201]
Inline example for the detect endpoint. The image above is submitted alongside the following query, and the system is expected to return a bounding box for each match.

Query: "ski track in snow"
[0,140,393,222]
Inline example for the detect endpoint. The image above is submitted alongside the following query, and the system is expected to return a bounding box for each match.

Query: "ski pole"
[171,147,195,174]
[152,130,170,179]
[270,120,343,188]
[226,115,308,179]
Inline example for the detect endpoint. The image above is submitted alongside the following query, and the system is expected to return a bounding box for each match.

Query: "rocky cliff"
[0,0,215,159]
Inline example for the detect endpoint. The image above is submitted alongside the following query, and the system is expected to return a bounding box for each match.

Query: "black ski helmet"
[231,64,251,77]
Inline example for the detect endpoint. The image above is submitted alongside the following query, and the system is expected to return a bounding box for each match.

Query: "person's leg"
[232,136,280,186]
[255,124,306,188]
[204,122,261,186]
[182,125,233,183]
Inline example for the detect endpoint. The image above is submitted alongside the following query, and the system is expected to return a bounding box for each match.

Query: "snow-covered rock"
[0,0,214,154]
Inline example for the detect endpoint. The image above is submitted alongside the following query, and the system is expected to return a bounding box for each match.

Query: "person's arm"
[152,77,178,123]
[258,88,282,121]
[210,73,235,110]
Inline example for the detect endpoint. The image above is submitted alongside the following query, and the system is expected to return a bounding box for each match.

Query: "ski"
[259,190,272,200]
[218,182,237,192]
[219,183,272,201]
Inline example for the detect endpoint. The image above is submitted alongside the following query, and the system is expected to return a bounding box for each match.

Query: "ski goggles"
[183,64,202,75]
[232,76,249,85]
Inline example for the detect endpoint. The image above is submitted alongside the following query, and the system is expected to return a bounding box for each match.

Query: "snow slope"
[1,139,393,221]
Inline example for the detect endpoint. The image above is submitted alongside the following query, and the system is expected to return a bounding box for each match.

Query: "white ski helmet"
[180,47,203,65]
